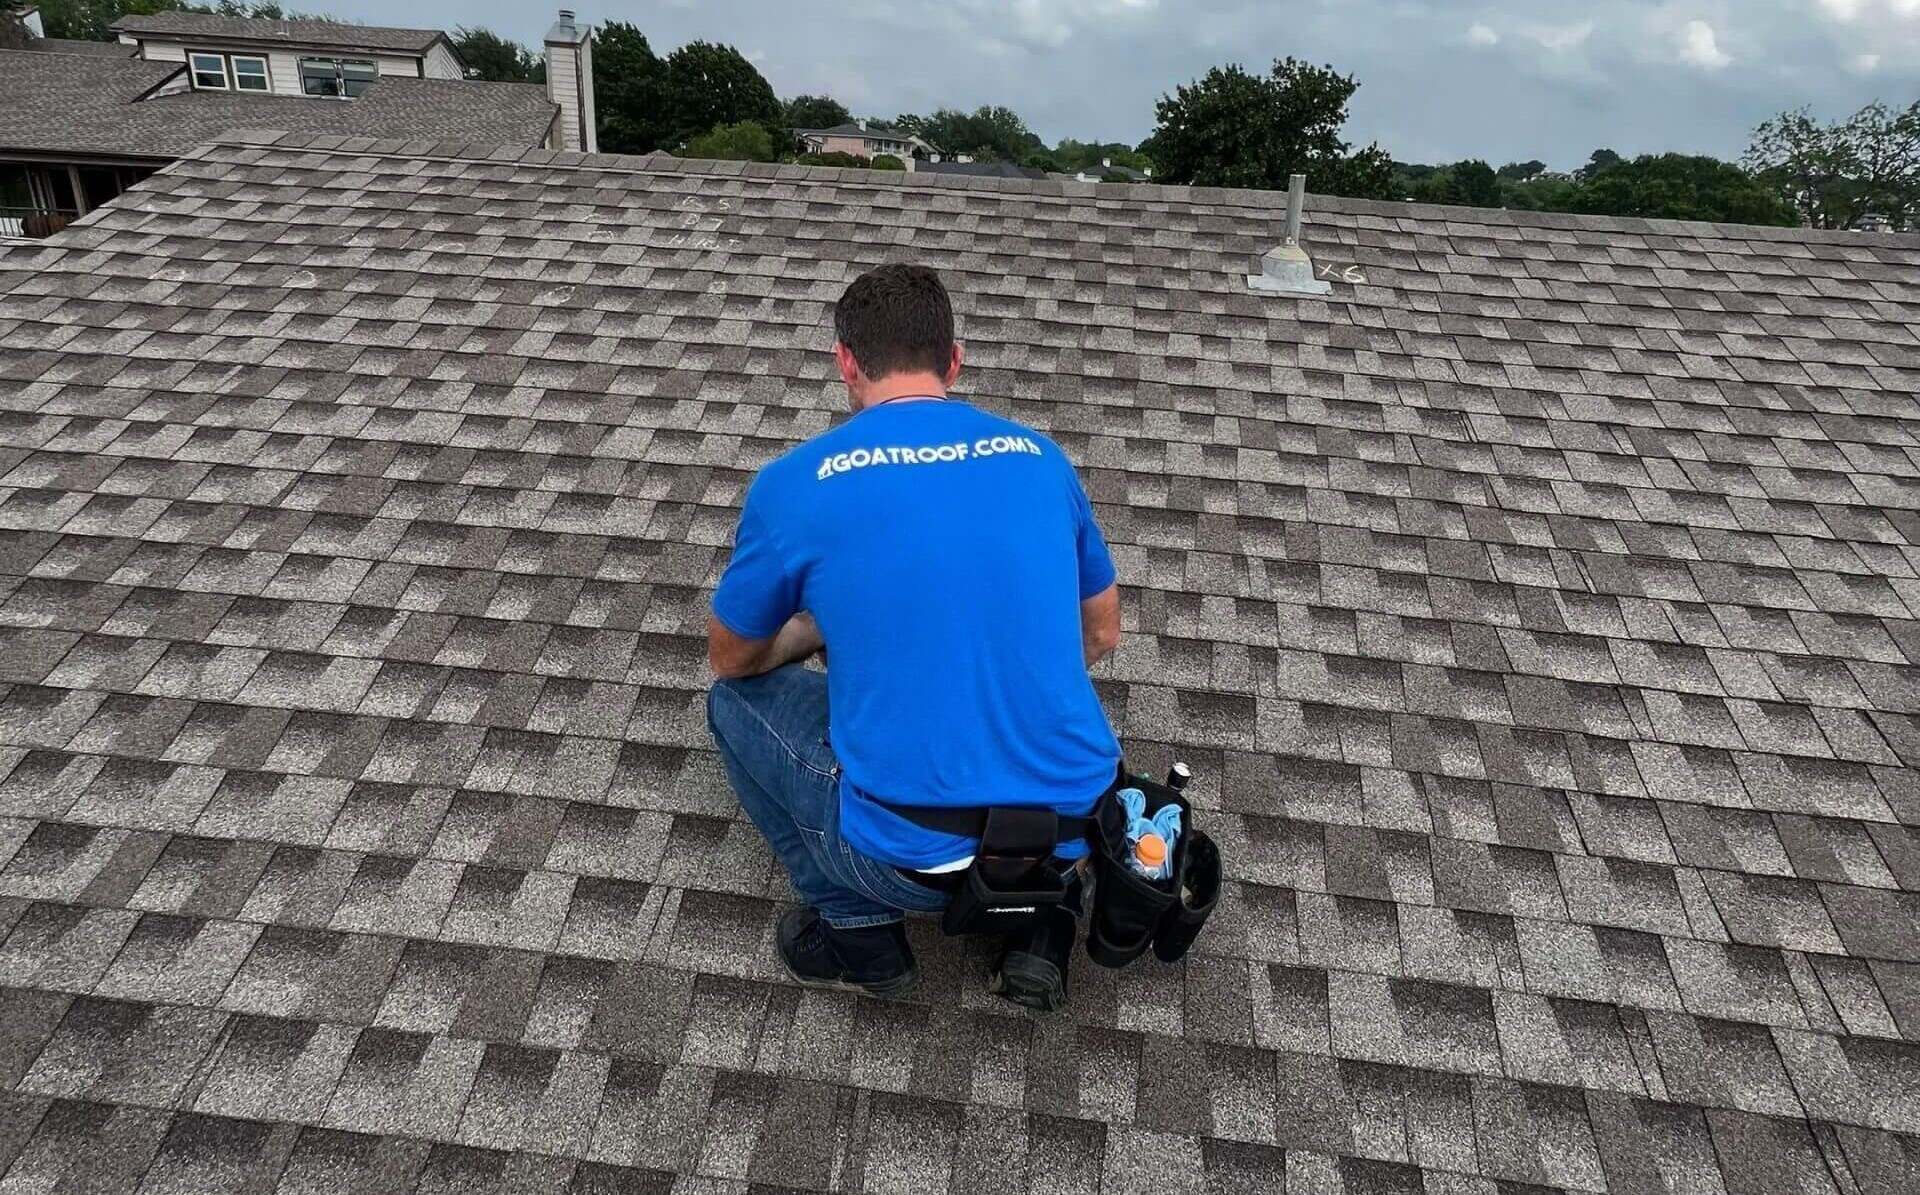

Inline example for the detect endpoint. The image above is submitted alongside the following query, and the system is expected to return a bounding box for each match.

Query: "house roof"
[0,130,1917,1193]
[0,50,557,161]
[109,11,446,56]
[17,35,136,57]
[798,122,918,142]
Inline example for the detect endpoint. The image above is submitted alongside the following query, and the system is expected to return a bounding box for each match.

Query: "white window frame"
[298,56,378,99]
[230,54,270,92]
[188,51,271,92]
[188,51,229,91]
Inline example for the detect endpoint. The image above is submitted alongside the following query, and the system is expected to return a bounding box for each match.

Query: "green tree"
[1497,160,1548,181]
[1052,139,1153,174]
[1446,159,1500,206]
[681,121,776,162]
[1577,148,1622,179]
[795,151,873,167]
[784,95,852,130]
[1499,174,1577,211]
[1565,153,1795,225]
[38,0,325,38]
[1021,149,1063,173]
[1144,58,1395,199]
[454,26,545,84]
[39,0,197,39]
[794,151,905,171]
[594,21,670,153]
[663,41,783,148]
[1745,101,1920,230]
[894,106,1040,160]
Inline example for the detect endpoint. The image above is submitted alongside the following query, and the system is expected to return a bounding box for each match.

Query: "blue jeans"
[706,664,952,929]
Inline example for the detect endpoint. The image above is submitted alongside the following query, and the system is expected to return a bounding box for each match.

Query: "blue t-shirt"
[711,399,1122,869]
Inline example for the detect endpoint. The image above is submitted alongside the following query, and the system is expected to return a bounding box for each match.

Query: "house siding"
[575,37,596,153]
[422,42,462,79]
[128,37,425,95]
[804,132,917,162]
[546,41,584,151]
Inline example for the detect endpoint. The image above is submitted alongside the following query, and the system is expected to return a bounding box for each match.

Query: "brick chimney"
[543,9,597,153]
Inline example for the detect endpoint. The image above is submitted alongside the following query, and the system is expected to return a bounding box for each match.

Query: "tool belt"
[877,764,1221,966]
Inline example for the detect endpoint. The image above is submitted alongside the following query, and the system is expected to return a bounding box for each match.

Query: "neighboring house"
[0,129,1914,1195]
[0,9,596,237]
[795,120,935,164]
[1063,156,1152,183]
[108,11,467,96]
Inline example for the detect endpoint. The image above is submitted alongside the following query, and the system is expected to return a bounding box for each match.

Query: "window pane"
[76,167,120,210]
[300,58,342,97]
[232,56,269,91]
[190,53,227,89]
[342,60,376,98]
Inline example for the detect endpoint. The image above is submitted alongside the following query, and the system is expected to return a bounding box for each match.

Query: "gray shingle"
[1,139,1917,1195]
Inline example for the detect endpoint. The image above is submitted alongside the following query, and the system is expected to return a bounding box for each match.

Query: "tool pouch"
[1151,828,1220,963]
[1085,776,1198,968]
[939,806,1072,937]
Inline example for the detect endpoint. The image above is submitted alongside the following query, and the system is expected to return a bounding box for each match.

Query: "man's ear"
[833,342,862,386]
[943,342,964,387]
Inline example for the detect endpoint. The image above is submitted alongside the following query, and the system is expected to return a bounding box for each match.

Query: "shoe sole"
[990,950,1066,1013]
[779,955,919,999]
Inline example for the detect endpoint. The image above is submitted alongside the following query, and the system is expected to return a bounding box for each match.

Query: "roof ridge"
[196,131,1920,246]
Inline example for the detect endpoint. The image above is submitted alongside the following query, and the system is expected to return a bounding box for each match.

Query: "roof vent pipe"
[1283,172,1305,246]
[1248,173,1332,296]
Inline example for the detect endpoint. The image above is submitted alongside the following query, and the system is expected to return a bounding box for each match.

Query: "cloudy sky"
[341,0,1914,168]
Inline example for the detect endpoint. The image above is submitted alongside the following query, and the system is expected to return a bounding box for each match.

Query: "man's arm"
[709,611,824,680]
[1080,583,1121,668]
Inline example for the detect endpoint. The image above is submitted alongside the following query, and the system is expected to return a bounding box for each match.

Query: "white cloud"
[1677,19,1732,68]
[999,0,1159,48]
[1524,20,1595,51]
[1467,22,1500,46]
[1848,51,1883,70]
[1817,0,1920,18]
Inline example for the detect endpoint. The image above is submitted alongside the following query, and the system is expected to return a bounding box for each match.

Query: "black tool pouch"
[1084,776,1188,968]
[939,806,1071,937]
[1152,828,1220,963]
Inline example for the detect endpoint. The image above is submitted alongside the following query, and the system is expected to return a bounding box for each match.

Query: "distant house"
[1063,156,1152,183]
[1,8,597,238]
[108,10,468,95]
[795,121,936,164]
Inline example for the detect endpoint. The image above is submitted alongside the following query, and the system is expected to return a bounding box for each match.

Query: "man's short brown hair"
[833,263,955,380]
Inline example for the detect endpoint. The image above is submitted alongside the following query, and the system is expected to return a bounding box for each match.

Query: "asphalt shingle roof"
[109,12,445,55]
[17,37,137,57]
[0,50,557,160]
[0,129,1917,1194]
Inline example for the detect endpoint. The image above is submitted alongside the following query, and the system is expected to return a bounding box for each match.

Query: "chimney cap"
[545,7,589,44]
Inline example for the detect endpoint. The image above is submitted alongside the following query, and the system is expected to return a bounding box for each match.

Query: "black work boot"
[990,902,1077,1012]
[777,907,918,998]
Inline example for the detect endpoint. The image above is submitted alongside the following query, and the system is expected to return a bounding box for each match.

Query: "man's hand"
[709,611,825,679]
[1080,583,1121,668]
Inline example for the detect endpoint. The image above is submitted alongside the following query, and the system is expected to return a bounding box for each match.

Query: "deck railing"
[0,203,82,239]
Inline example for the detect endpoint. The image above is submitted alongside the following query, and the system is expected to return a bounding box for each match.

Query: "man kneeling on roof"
[706,263,1123,1008]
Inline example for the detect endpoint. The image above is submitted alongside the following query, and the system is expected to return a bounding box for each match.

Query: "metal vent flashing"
[1247,174,1332,296]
